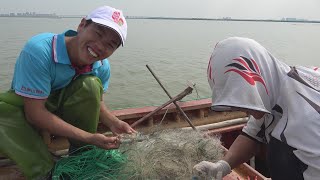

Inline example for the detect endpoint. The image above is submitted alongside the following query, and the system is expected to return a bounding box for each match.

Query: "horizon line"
[1,14,319,22]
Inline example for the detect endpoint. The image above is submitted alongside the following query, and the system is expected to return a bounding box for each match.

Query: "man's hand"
[99,101,137,135]
[109,120,136,135]
[193,160,231,179]
[87,133,120,149]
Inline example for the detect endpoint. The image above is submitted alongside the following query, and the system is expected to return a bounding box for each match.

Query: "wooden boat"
[0,98,268,180]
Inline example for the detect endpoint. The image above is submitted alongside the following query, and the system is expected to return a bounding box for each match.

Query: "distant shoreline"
[0,15,60,19]
[126,17,320,24]
[1,15,319,23]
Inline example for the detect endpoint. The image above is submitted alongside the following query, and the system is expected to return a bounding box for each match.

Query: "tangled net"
[52,129,224,179]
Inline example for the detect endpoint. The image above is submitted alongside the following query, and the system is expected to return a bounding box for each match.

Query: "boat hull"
[0,98,267,179]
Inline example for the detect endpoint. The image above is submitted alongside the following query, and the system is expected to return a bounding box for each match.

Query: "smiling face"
[71,19,122,66]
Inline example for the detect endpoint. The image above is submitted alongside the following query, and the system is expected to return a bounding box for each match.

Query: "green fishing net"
[52,146,134,180]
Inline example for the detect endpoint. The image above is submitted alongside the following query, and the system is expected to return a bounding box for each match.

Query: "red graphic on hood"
[207,57,213,80]
[224,56,269,94]
[207,55,216,85]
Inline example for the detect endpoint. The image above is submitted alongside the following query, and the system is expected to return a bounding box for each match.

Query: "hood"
[207,37,290,113]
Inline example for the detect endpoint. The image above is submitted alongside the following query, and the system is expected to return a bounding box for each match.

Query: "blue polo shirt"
[11,30,111,99]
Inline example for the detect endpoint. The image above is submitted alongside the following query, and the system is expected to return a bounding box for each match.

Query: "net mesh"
[52,129,223,179]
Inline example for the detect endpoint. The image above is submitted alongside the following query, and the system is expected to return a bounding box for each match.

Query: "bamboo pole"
[146,64,196,130]
[131,86,193,128]
[181,117,248,131]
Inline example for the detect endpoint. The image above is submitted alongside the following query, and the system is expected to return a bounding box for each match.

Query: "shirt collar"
[52,30,77,65]
[93,60,103,69]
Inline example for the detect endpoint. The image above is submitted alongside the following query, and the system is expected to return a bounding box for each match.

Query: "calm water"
[0,18,320,109]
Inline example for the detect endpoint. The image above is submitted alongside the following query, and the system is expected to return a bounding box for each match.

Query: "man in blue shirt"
[0,6,135,179]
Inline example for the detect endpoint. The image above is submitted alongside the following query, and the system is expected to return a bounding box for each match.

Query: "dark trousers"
[267,136,308,180]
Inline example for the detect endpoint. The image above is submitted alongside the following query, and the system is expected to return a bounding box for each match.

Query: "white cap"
[85,6,127,46]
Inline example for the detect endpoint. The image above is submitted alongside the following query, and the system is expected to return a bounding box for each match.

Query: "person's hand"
[109,119,136,135]
[87,133,120,150]
[193,160,231,179]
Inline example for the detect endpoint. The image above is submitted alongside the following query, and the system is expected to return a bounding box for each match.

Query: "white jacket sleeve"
[242,115,270,143]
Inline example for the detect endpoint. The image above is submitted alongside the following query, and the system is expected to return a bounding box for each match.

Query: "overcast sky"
[1,0,320,20]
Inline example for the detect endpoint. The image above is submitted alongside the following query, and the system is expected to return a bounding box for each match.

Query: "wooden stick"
[131,86,193,128]
[146,64,196,130]
[181,117,248,131]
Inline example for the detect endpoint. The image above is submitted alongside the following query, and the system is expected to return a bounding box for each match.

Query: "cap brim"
[91,18,124,46]
[211,105,233,112]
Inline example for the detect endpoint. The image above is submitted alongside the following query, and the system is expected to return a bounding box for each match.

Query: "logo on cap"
[112,11,124,26]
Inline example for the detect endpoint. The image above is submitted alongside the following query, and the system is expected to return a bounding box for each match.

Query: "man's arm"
[24,97,119,149]
[223,134,259,169]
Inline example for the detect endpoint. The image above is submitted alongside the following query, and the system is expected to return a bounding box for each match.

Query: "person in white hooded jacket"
[193,37,320,180]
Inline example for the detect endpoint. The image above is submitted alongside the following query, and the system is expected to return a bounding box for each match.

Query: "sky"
[1,0,320,20]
